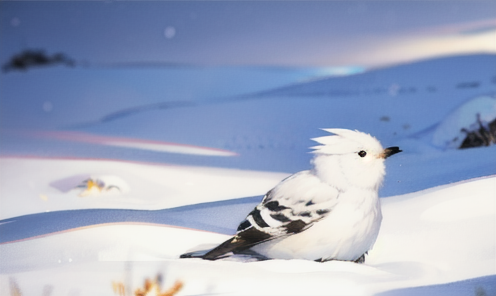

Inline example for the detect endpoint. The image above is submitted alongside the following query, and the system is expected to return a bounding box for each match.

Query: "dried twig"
[113,274,183,296]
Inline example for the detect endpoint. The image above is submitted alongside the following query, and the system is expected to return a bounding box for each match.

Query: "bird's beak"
[382,146,402,159]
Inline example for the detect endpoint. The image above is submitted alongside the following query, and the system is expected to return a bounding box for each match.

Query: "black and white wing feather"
[201,171,340,260]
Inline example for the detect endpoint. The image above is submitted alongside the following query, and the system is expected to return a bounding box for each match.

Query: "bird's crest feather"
[311,128,382,154]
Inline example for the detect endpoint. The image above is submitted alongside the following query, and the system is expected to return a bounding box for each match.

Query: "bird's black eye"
[358,150,367,157]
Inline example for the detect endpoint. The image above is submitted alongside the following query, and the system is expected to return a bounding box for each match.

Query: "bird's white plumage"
[311,128,383,156]
[182,129,400,263]
[311,129,387,191]
[252,185,382,261]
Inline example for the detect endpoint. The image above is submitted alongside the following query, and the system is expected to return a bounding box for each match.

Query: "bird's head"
[311,129,401,190]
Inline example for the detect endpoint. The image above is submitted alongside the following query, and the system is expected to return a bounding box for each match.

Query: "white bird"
[181,129,401,263]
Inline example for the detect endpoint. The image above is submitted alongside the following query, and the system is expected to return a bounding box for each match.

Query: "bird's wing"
[202,171,340,260]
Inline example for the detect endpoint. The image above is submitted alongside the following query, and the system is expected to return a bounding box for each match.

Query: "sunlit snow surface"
[0,175,494,296]
[1,54,496,295]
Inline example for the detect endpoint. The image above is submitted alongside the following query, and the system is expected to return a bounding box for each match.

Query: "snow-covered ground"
[0,175,494,296]
[0,157,288,220]
[2,1,496,294]
[1,48,496,295]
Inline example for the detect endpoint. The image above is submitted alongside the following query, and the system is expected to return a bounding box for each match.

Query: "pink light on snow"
[36,131,238,157]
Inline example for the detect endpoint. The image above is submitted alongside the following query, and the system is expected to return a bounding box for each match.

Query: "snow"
[0,157,287,220]
[1,51,496,295]
[0,176,494,295]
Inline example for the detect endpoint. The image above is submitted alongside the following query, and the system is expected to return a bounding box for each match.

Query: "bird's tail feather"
[180,236,261,260]
[180,233,273,261]
[202,237,247,260]
[179,237,240,260]
[179,249,211,259]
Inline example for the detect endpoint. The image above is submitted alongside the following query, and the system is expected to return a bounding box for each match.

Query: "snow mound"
[1,176,494,296]
[0,157,287,220]
[432,95,496,149]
